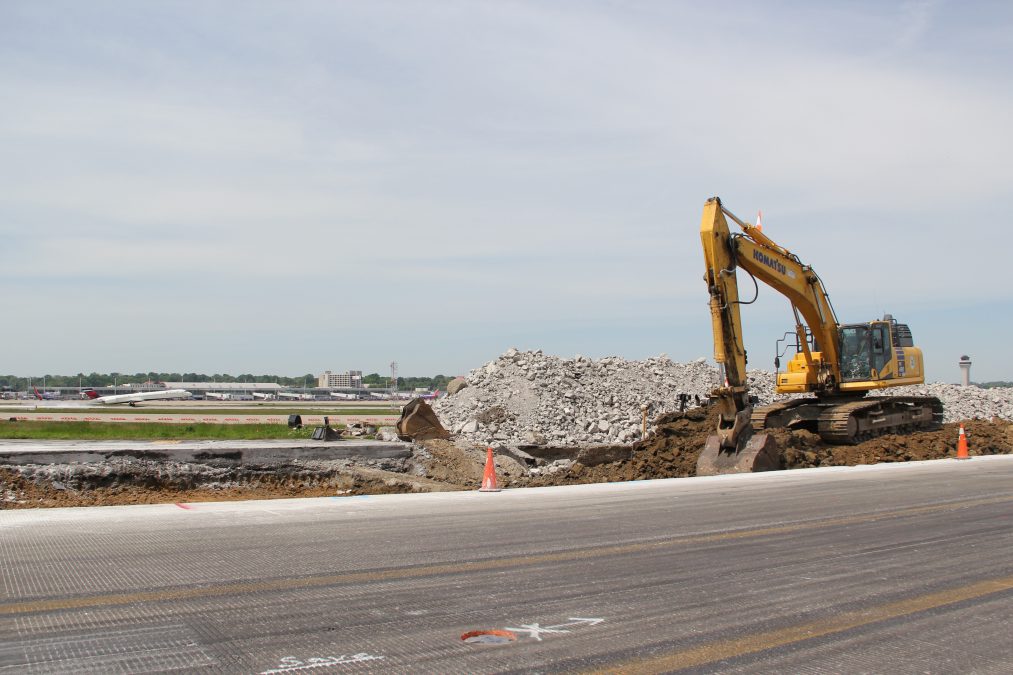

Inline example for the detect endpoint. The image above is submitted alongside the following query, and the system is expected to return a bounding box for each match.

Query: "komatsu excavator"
[697,197,942,475]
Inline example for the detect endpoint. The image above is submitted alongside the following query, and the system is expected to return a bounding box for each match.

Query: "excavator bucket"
[696,432,781,476]
[396,398,450,442]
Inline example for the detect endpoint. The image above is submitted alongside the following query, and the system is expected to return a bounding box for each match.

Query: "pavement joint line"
[2,493,1011,617]
[587,573,1013,674]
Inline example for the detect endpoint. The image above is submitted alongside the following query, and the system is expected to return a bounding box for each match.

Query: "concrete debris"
[873,382,1013,422]
[434,348,1013,447]
[446,377,469,395]
[434,348,775,447]
[375,426,401,442]
[495,445,542,467]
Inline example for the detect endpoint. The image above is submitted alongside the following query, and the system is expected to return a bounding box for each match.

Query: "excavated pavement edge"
[0,439,412,465]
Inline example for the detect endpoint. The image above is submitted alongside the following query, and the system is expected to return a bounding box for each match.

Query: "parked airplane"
[278,392,316,401]
[252,392,277,400]
[32,387,60,400]
[82,389,192,405]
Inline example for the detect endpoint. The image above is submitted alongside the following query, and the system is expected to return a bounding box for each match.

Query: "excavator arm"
[700,198,751,448]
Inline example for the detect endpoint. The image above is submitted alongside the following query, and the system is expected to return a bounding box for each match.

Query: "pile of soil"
[416,438,529,487]
[522,407,1013,488]
[776,417,1013,468]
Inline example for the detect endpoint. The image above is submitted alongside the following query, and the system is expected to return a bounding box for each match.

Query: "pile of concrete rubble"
[433,348,776,447]
[433,348,1013,447]
[882,381,1013,421]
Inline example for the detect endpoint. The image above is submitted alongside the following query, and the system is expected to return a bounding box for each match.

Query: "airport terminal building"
[318,370,363,388]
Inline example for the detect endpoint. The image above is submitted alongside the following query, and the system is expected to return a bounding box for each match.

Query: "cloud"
[1,1,1011,378]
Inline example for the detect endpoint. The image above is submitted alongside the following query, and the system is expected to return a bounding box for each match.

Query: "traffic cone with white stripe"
[956,424,970,460]
[479,447,501,492]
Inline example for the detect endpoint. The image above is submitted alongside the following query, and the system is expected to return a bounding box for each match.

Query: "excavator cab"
[838,315,918,385]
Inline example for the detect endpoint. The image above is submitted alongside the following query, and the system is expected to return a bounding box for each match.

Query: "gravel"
[433,348,1013,447]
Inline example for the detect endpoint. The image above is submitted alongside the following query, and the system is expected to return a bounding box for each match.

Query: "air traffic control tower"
[959,355,972,386]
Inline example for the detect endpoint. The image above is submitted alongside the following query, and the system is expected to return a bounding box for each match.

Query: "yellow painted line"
[592,574,1013,674]
[2,494,1011,616]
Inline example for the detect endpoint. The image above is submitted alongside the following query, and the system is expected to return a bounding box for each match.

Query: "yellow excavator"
[697,197,942,475]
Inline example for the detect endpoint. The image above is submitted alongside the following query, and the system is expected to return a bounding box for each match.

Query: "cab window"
[872,327,885,354]
[840,326,871,381]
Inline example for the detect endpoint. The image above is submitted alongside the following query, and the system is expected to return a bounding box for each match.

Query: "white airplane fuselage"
[91,389,192,405]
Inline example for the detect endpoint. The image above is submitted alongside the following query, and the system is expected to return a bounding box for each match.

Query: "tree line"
[361,374,455,391]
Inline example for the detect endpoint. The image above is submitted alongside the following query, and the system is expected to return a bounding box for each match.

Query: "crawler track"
[752,396,943,444]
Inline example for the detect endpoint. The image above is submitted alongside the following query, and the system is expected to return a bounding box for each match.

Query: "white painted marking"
[502,617,605,641]
[260,653,384,673]
[558,617,605,627]
[502,623,571,641]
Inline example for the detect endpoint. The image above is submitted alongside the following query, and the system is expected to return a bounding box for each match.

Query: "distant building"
[319,370,363,388]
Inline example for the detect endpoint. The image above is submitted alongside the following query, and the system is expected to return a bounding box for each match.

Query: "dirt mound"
[415,438,529,487]
[522,408,1013,487]
[778,418,1013,468]
[524,406,716,487]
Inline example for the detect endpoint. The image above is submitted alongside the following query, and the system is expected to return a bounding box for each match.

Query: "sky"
[2,0,1012,383]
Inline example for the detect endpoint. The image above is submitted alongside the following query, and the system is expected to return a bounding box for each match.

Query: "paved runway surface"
[2,457,1012,673]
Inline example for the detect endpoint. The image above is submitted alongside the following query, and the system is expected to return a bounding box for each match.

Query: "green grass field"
[0,421,341,440]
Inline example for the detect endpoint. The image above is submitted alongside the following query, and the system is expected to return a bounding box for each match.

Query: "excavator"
[697,197,942,475]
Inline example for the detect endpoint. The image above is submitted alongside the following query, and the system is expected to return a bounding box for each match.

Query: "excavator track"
[749,399,812,433]
[817,396,943,444]
[750,396,942,444]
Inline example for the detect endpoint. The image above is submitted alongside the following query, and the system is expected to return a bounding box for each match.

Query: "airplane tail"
[32,386,43,400]
[82,389,100,400]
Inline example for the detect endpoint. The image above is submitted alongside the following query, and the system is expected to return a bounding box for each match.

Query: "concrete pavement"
[2,457,1012,673]
[0,439,411,465]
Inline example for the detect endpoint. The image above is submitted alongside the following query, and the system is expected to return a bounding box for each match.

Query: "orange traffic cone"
[479,447,501,492]
[956,424,970,460]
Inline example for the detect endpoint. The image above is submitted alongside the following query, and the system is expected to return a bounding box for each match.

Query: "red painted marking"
[267,418,282,423]
[60,417,77,421]
[135,417,150,422]
[38,416,53,421]
[245,417,258,422]
[174,503,192,510]
[202,418,216,422]
[158,417,173,421]
[84,417,101,421]
[182,417,195,422]
[111,417,126,421]
[224,417,240,422]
